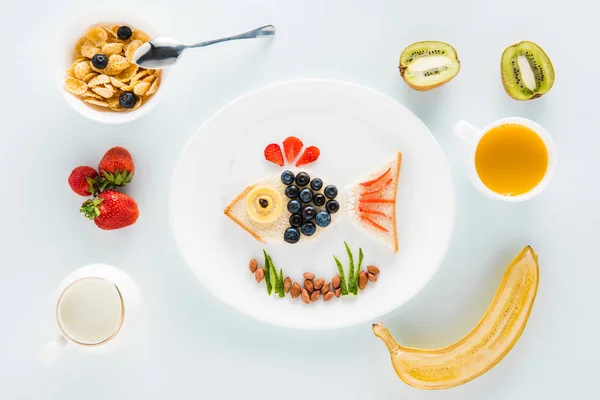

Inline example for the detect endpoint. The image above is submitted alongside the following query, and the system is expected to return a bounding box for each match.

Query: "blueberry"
[287,200,301,214]
[310,178,323,191]
[280,170,295,185]
[315,211,331,227]
[324,185,338,199]
[91,54,108,69]
[299,188,314,203]
[295,172,310,186]
[285,185,299,199]
[326,200,340,214]
[284,227,300,244]
[117,26,133,40]
[313,194,326,207]
[289,214,303,227]
[301,205,316,221]
[301,222,316,236]
[119,91,137,109]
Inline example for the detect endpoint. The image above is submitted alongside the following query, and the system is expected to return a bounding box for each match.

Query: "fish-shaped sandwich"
[224,137,402,252]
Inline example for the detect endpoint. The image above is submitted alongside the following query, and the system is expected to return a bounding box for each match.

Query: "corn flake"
[133,81,151,96]
[108,54,129,72]
[81,44,99,59]
[84,98,109,107]
[103,27,117,38]
[131,70,150,83]
[82,72,98,82]
[132,96,143,110]
[74,62,92,80]
[86,27,108,46]
[65,77,88,95]
[125,40,143,62]
[115,64,138,81]
[109,77,126,88]
[146,77,160,96]
[102,42,123,56]
[82,91,104,100]
[74,37,90,55]
[107,96,121,109]
[87,74,110,87]
[120,81,141,92]
[143,74,156,83]
[92,86,114,98]
[131,30,150,43]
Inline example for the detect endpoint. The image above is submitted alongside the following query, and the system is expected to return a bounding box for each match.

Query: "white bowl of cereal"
[60,7,167,124]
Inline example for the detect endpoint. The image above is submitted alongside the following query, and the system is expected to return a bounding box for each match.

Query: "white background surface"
[0,0,597,399]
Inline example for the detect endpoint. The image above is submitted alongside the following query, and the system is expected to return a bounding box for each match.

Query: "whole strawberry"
[68,166,99,196]
[80,190,139,230]
[98,146,134,189]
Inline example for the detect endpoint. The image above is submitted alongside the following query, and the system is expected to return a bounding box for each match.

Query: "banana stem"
[372,323,400,352]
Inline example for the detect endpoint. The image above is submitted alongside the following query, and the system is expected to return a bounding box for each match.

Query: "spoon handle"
[187,25,276,49]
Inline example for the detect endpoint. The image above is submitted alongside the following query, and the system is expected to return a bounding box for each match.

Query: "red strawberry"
[68,166,99,196]
[98,146,135,188]
[283,136,303,163]
[80,190,139,230]
[295,146,320,167]
[264,143,284,166]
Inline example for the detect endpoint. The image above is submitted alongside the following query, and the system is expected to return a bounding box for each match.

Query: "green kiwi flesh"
[399,41,460,90]
[501,41,555,100]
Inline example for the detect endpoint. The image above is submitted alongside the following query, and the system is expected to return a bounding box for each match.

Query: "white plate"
[170,80,454,330]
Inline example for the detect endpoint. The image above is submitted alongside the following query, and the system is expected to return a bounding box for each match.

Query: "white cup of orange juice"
[454,117,556,201]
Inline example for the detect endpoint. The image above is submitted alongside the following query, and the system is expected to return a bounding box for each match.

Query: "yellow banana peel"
[373,246,539,390]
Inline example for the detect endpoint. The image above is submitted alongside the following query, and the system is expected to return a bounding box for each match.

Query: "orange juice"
[475,123,548,196]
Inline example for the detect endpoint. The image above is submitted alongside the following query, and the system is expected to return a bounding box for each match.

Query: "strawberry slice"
[360,168,391,187]
[264,143,284,166]
[283,136,303,163]
[360,215,389,232]
[360,178,393,197]
[358,207,390,219]
[295,146,320,167]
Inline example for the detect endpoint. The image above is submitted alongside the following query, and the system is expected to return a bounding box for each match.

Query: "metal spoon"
[133,24,276,69]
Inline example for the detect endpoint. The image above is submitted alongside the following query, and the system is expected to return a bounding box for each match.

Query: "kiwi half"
[501,41,555,100]
[399,41,460,91]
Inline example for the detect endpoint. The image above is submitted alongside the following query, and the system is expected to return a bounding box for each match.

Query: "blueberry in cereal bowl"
[61,8,167,123]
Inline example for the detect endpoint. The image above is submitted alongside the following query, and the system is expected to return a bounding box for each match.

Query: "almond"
[314,278,324,290]
[324,292,335,302]
[249,258,258,273]
[301,289,310,304]
[255,268,265,283]
[367,265,380,275]
[304,279,314,293]
[291,282,301,298]
[310,291,320,302]
[284,277,292,293]
[358,271,368,290]
[320,283,330,295]
[303,272,315,280]
[332,275,341,289]
[334,288,342,297]
[368,273,377,282]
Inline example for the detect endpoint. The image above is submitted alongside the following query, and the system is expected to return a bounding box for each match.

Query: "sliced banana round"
[245,185,283,224]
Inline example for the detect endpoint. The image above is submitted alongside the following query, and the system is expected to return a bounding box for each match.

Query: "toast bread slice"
[346,152,402,252]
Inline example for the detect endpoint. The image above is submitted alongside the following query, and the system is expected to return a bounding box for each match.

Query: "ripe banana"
[373,246,539,390]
